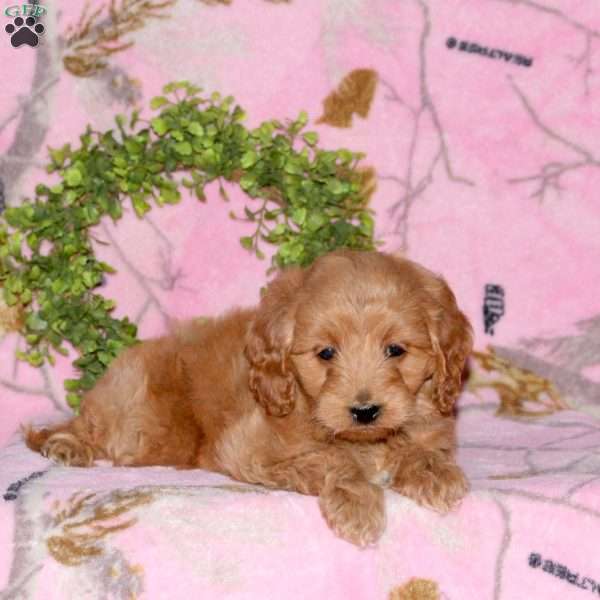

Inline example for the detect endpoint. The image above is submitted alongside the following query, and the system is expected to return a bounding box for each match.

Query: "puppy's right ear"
[245,267,304,417]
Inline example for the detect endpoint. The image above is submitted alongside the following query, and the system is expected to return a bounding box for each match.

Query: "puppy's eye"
[317,347,336,361]
[385,344,406,358]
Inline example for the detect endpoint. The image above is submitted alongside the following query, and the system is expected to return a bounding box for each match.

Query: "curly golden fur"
[24,250,473,546]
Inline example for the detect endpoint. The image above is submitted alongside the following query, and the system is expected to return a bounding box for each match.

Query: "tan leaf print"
[47,489,153,566]
[317,69,378,128]
[468,347,568,417]
[357,165,377,202]
[63,0,177,77]
[199,0,291,4]
[389,578,440,600]
[0,293,23,336]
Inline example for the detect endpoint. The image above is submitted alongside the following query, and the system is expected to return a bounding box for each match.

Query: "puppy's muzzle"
[350,404,381,424]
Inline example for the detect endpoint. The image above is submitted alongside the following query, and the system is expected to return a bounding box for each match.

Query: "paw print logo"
[5,16,44,48]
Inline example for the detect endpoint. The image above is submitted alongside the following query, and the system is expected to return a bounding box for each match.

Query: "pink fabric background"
[1,1,600,598]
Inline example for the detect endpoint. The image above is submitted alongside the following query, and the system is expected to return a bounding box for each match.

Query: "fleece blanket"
[1,1,600,598]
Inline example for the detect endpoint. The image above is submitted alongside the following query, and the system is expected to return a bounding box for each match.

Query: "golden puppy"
[25,250,473,546]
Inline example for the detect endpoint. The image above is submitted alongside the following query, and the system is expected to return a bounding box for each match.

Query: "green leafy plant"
[0,81,376,409]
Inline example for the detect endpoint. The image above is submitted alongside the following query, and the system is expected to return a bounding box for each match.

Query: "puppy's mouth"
[333,425,396,443]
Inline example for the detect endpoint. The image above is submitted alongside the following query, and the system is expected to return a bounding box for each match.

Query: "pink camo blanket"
[1,1,600,598]
[3,402,600,599]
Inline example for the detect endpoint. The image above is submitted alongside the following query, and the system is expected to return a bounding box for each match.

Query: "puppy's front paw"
[393,456,468,514]
[319,480,385,547]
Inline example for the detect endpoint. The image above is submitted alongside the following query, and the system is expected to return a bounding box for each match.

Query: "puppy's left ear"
[245,267,304,417]
[425,278,473,416]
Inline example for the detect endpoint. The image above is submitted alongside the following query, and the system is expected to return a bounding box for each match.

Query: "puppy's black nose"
[350,404,381,424]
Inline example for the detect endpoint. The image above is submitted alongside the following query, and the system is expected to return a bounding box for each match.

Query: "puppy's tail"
[23,420,95,467]
[23,424,54,453]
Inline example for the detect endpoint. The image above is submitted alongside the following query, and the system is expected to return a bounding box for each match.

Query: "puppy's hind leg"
[23,419,95,467]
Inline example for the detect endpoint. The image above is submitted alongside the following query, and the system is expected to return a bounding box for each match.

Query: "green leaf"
[64,167,82,187]
[194,184,206,202]
[291,207,307,226]
[306,212,327,232]
[49,147,65,166]
[132,195,151,217]
[174,141,192,156]
[108,200,123,220]
[240,236,254,250]
[26,313,47,332]
[151,117,169,136]
[64,379,80,391]
[187,122,204,136]
[4,290,17,306]
[326,179,346,195]
[284,159,302,175]
[66,393,81,408]
[233,107,246,122]
[80,132,92,148]
[240,150,258,169]
[97,351,112,365]
[3,208,22,227]
[302,132,319,146]
[239,173,256,191]
[360,213,374,235]
[82,271,96,288]
[27,352,44,367]
[8,232,22,257]
[26,233,39,250]
[130,109,140,128]
[124,138,142,155]
[81,340,98,353]
[150,96,169,109]
[297,110,308,126]
[159,187,181,204]
[64,190,78,206]
[98,262,116,274]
